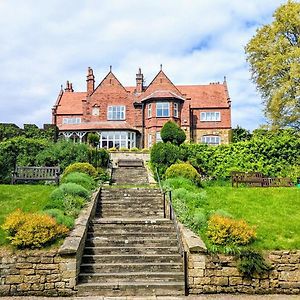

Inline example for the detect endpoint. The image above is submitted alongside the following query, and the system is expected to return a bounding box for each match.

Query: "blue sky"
[0,0,287,130]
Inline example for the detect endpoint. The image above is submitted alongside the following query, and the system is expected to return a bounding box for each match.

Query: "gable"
[92,71,128,95]
[141,70,184,100]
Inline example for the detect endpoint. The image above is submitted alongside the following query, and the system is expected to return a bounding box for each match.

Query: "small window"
[156,102,170,117]
[148,104,152,118]
[201,135,221,145]
[200,112,221,121]
[174,103,179,118]
[148,134,152,148]
[62,117,81,124]
[92,106,100,116]
[107,106,125,120]
[156,131,162,143]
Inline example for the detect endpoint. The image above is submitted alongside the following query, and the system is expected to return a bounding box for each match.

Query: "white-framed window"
[156,131,162,143]
[62,117,81,124]
[100,131,136,149]
[201,135,221,145]
[174,103,179,118]
[156,102,170,117]
[107,105,125,120]
[148,133,152,148]
[200,112,221,121]
[92,106,100,116]
[148,103,152,118]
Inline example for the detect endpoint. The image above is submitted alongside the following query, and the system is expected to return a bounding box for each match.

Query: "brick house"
[52,66,231,149]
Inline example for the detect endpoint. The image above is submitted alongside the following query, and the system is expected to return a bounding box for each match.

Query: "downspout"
[141,102,145,148]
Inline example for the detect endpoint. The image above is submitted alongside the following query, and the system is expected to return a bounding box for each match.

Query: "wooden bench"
[12,166,60,185]
[231,171,293,188]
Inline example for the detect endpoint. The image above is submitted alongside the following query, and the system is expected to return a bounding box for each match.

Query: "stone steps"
[79,271,184,283]
[80,262,182,273]
[77,163,184,296]
[81,254,182,264]
[76,281,184,297]
[83,246,180,255]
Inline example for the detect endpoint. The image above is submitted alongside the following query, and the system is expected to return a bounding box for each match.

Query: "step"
[86,232,177,240]
[88,225,175,233]
[83,246,180,255]
[81,254,182,264]
[76,281,185,297]
[80,262,182,273]
[92,218,171,224]
[78,271,184,283]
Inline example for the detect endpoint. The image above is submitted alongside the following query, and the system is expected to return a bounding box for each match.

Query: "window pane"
[107,106,125,120]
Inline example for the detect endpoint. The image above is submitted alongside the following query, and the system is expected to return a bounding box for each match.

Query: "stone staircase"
[76,162,185,296]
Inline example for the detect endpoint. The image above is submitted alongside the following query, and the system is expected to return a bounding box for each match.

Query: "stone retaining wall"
[0,188,100,296]
[180,225,300,295]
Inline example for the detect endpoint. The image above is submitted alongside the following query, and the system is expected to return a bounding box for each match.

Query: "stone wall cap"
[179,223,207,253]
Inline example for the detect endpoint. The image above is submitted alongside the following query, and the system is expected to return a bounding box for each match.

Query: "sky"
[0,0,288,131]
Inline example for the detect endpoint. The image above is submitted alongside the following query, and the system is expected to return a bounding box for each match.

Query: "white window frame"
[156,102,170,117]
[148,133,152,148]
[107,105,125,120]
[62,117,81,124]
[92,106,100,116]
[148,103,152,118]
[201,135,221,145]
[156,131,162,143]
[174,103,179,118]
[200,112,221,121]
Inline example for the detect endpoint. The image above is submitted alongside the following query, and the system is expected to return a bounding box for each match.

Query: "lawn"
[0,184,55,246]
[164,178,300,250]
[203,185,300,250]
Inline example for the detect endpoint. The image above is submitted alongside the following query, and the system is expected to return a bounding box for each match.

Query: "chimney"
[64,80,73,92]
[87,67,95,95]
[136,68,144,93]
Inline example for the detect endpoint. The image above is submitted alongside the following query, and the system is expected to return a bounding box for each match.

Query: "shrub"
[237,249,272,278]
[1,209,68,248]
[87,133,99,147]
[130,147,139,152]
[119,147,128,151]
[59,183,90,199]
[63,195,86,217]
[35,140,89,171]
[161,120,186,145]
[97,167,110,182]
[165,163,201,185]
[61,172,96,190]
[63,162,97,178]
[49,188,65,202]
[44,209,75,229]
[207,214,256,246]
[108,147,117,152]
[88,148,110,168]
[150,142,183,178]
[192,208,207,230]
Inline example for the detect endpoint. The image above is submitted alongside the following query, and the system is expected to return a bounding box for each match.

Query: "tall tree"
[245,0,300,129]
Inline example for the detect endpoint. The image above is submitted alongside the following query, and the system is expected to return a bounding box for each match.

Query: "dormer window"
[156,102,169,117]
[107,105,125,120]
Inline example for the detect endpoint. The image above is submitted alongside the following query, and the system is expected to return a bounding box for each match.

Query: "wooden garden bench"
[231,171,293,188]
[11,166,60,185]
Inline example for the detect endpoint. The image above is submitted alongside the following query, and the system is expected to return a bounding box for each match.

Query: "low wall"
[109,152,150,167]
[180,225,300,295]
[0,188,100,296]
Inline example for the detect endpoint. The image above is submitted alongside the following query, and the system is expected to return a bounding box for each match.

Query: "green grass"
[204,185,300,250]
[0,184,55,246]
[164,178,300,250]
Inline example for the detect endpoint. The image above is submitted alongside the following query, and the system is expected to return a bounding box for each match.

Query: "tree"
[232,126,252,143]
[160,120,186,145]
[245,0,300,129]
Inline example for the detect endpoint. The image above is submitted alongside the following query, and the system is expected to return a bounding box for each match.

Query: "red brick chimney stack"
[87,67,95,95]
[64,80,73,92]
[136,68,144,93]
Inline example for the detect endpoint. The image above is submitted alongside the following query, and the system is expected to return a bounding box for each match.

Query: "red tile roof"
[177,84,230,108]
[141,90,185,101]
[58,121,137,131]
[56,92,86,114]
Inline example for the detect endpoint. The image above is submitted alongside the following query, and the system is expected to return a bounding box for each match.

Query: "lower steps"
[77,173,185,296]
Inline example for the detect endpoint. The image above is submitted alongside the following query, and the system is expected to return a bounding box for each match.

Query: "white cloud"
[0,0,287,130]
